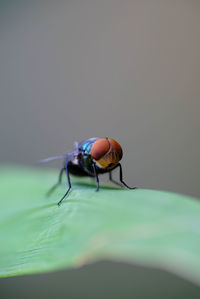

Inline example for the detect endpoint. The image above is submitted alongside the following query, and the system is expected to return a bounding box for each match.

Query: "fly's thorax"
[90,138,123,169]
[78,137,98,155]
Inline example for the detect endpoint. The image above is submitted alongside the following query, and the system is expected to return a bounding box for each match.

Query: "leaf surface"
[0,166,200,286]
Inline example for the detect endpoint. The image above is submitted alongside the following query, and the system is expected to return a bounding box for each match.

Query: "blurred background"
[1,0,200,297]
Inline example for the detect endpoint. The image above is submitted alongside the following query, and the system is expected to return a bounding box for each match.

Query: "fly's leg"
[109,171,123,187]
[115,163,137,189]
[118,163,137,189]
[46,168,65,197]
[92,162,100,192]
[57,166,72,206]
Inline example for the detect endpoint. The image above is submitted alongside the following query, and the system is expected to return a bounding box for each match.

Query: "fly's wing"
[37,155,67,164]
[37,151,75,164]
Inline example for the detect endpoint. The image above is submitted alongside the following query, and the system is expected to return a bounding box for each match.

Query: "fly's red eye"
[108,138,123,160]
[90,138,110,160]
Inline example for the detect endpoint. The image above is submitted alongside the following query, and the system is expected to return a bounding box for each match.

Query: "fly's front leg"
[92,162,100,192]
[112,163,136,189]
[109,171,123,187]
[118,163,136,189]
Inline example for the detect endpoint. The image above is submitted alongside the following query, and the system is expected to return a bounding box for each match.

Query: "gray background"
[1,0,200,198]
[1,0,200,297]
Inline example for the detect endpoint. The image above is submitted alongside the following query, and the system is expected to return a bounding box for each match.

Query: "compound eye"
[90,138,110,160]
[108,138,123,160]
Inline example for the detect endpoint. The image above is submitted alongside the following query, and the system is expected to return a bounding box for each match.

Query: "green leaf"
[1,166,200,286]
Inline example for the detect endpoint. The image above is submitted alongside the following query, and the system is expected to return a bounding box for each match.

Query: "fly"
[39,137,136,206]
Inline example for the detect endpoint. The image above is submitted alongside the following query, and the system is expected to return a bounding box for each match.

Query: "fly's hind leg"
[46,168,65,197]
[57,165,72,206]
